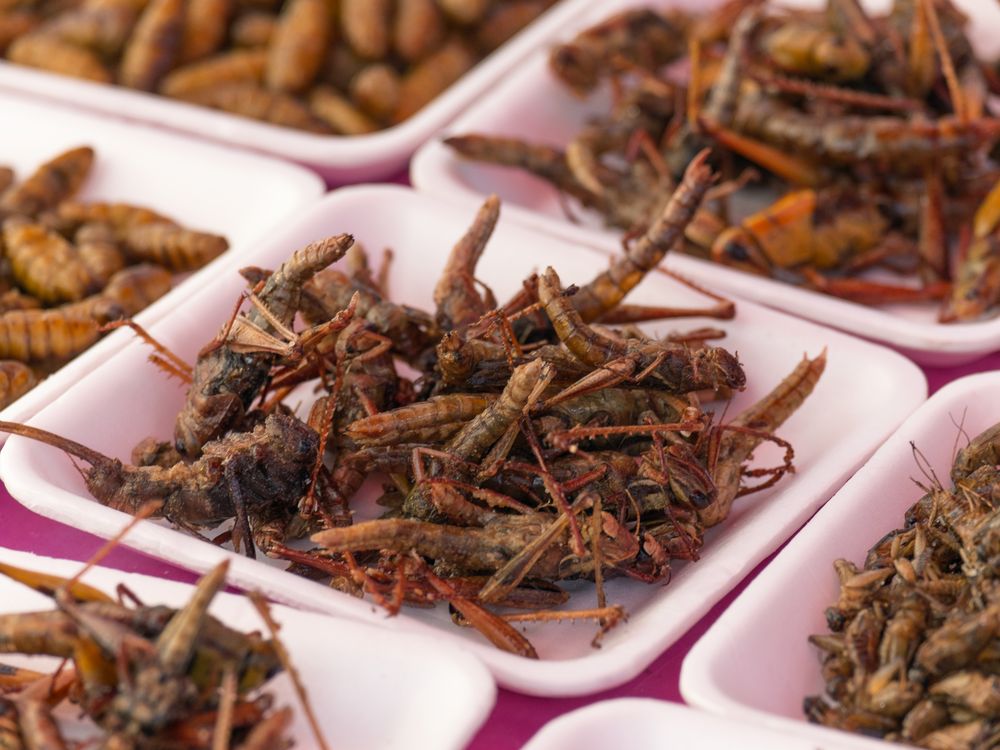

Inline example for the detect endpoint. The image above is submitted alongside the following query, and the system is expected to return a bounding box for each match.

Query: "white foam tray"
[0,546,495,750]
[410,0,1000,365]
[523,698,856,750]
[0,91,324,431]
[0,0,594,181]
[1,184,926,696]
[680,372,1000,750]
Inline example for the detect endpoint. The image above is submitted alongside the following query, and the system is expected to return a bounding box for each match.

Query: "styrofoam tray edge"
[679,372,1000,749]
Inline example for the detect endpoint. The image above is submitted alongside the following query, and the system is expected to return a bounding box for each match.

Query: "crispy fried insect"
[230,10,274,48]
[120,222,228,272]
[0,11,36,53]
[349,63,399,121]
[346,393,498,447]
[549,7,689,94]
[570,150,715,323]
[538,266,745,395]
[177,82,332,132]
[56,200,176,232]
[0,290,40,314]
[0,411,318,539]
[340,0,389,60]
[37,0,140,58]
[433,193,498,330]
[177,0,230,63]
[160,48,267,97]
[474,0,547,54]
[6,33,112,82]
[2,217,92,304]
[264,0,327,93]
[118,0,184,91]
[434,0,490,26]
[762,19,870,82]
[75,222,126,288]
[0,146,94,217]
[174,233,353,458]
[308,85,378,135]
[393,0,443,63]
[807,410,1000,744]
[392,37,474,123]
[0,360,36,409]
[298,267,435,360]
[0,307,99,361]
[100,263,172,316]
[704,350,825,527]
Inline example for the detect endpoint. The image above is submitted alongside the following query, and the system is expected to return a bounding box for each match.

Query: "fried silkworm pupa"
[57,200,176,232]
[0,145,93,218]
[118,0,184,91]
[2,217,92,304]
[121,222,228,272]
[320,43,365,91]
[177,0,230,63]
[392,38,474,122]
[230,10,275,47]
[0,290,41,314]
[393,0,444,63]
[434,0,490,25]
[37,1,139,58]
[178,82,332,132]
[0,307,99,361]
[74,222,126,288]
[0,11,37,53]
[349,63,399,120]
[0,359,35,408]
[99,263,173,315]
[6,33,112,83]
[160,48,267,97]
[340,0,390,60]
[308,85,378,135]
[264,0,327,93]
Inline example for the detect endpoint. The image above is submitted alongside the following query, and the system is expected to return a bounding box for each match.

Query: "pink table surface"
[0,349,995,749]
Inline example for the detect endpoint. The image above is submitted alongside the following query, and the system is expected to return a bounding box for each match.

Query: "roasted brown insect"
[2,217,93,304]
[0,146,93,218]
[177,0,229,63]
[807,419,1000,746]
[6,33,112,82]
[0,552,312,748]
[3,180,819,657]
[118,0,184,91]
[445,0,1000,319]
[264,0,326,93]
[174,232,353,458]
[160,48,268,97]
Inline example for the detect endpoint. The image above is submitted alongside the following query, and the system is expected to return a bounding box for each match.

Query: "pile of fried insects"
[0,155,823,657]
[807,421,1000,748]
[446,0,1000,321]
[0,145,227,409]
[0,531,325,750]
[0,0,559,133]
